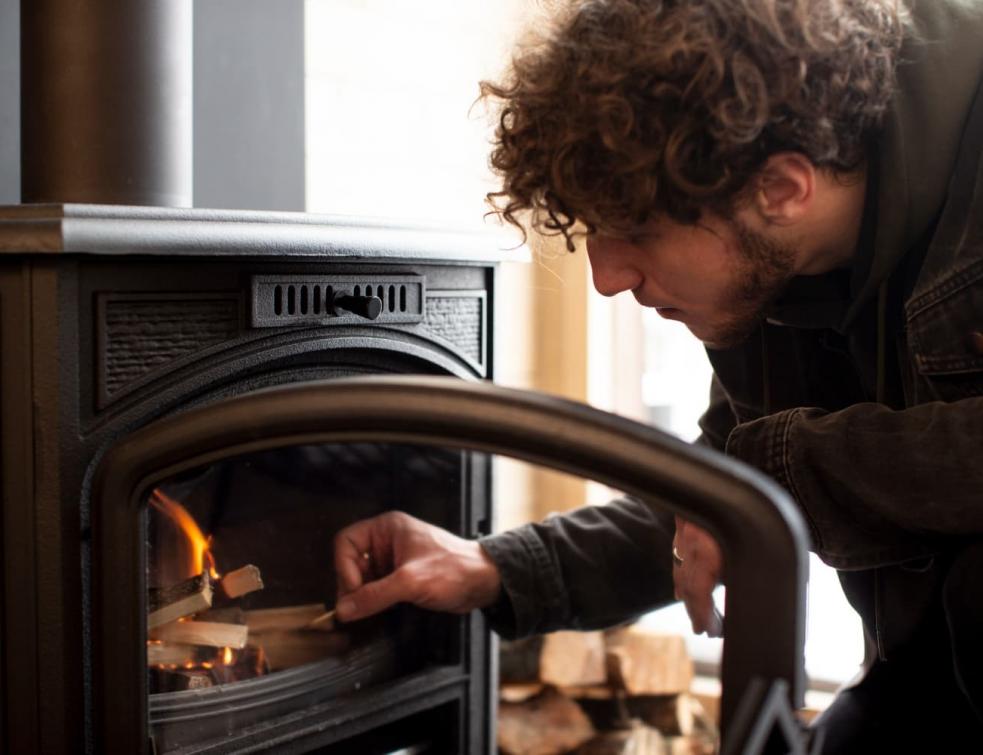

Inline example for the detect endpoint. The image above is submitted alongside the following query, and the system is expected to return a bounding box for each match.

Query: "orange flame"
[222,647,234,666]
[150,489,219,578]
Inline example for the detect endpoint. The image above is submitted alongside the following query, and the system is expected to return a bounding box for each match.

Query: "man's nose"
[586,236,642,297]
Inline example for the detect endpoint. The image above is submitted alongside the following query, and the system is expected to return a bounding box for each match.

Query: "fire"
[222,647,234,665]
[150,489,219,578]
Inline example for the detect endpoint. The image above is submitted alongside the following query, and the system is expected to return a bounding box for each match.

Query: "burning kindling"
[146,488,345,692]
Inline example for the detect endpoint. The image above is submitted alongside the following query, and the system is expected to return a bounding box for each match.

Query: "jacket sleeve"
[478,497,677,639]
[725,397,983,570]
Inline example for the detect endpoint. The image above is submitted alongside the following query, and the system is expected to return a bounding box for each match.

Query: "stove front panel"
[0,242,500,754]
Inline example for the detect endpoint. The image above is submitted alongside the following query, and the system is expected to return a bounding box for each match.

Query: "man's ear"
[751,152,816,225]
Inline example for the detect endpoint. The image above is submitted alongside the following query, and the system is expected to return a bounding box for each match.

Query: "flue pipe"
[21,0,193,206]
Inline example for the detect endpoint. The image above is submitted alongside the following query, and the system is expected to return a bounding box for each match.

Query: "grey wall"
[0,0,305,210]
[193,0,306,211]
[0,0,18,204]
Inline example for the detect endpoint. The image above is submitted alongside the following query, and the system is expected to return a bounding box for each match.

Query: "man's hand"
[672,516,724,637]
[334,511,502,623]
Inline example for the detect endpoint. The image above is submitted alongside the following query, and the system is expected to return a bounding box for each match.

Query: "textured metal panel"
[425,291,485,367]
[96,293,240,408]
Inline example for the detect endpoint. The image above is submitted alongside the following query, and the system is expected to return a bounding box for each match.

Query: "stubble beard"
[694,222,796,350]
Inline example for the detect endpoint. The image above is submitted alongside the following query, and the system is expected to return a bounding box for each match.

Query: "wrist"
[470,540,502,609]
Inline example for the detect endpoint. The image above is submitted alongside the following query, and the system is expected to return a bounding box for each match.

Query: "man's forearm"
[480,497,677,638]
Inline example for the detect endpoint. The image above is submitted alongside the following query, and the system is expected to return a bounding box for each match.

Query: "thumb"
[336,569,410,622]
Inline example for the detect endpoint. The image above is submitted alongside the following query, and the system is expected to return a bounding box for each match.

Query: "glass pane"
[145,443,468,753]
[141,442,808,753]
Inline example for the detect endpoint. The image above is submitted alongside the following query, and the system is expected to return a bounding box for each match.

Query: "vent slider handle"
[332,291,383,320]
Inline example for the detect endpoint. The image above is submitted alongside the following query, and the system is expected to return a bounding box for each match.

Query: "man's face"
[585,213,796,349]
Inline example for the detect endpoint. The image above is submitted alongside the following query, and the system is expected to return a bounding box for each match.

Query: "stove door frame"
[92,375,810,753]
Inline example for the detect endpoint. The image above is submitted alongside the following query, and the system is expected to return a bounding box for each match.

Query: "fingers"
[334,515,388,595]
[673,550,713,633]
[336,568,412,622]
[706,605,724,638]
[677,566,717,634]
[332,512,502,623]
[673,518,724,636]
[336,545,371,596]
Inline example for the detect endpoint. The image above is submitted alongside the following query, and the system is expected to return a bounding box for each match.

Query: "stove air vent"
[251,274,425,327]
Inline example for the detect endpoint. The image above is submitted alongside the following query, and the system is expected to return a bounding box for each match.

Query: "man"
[334,0,983,749]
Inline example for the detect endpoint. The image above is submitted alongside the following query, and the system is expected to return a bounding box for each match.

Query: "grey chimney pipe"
[20,0,192,206]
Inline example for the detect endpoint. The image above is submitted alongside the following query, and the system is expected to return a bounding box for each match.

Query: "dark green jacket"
[481,0,983,715]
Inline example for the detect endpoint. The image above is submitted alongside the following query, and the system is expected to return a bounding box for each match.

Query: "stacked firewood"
[498,626,718,755]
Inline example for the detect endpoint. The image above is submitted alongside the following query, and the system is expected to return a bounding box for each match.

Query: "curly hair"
[481,0,905,248]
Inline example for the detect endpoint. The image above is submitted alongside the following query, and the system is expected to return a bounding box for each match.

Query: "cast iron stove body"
[0,204,510,753]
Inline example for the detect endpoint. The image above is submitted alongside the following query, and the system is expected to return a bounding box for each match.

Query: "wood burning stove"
[0,206,509,753]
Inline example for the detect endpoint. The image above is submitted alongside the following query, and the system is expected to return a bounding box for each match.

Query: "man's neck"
[795,165,868,276]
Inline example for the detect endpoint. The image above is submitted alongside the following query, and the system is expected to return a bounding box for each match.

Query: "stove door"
[92,375,809,754]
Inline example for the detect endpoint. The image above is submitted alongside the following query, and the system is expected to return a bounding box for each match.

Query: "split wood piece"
[497,687,595,755]
[499,682,545,704]
[499,635,544,683]
[604,629,693,696]
[573,693,699,737]
[195,606,245,625]
[247,630,351,671]
[147,641,200,667]
[560,685,620,701]
[149,620,248,649]
[575,721,667,755]
[630,695,695,738]
[242,604,328,633]
[148,572,213,629]
[539,630,607,688]
[627,694,712,738]
[570,693,633,732]
[220,565,264,599]
[690,692,719,728]
[665,735,716,755]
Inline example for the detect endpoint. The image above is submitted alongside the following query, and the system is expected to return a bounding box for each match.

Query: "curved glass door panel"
[94,376,807,754]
